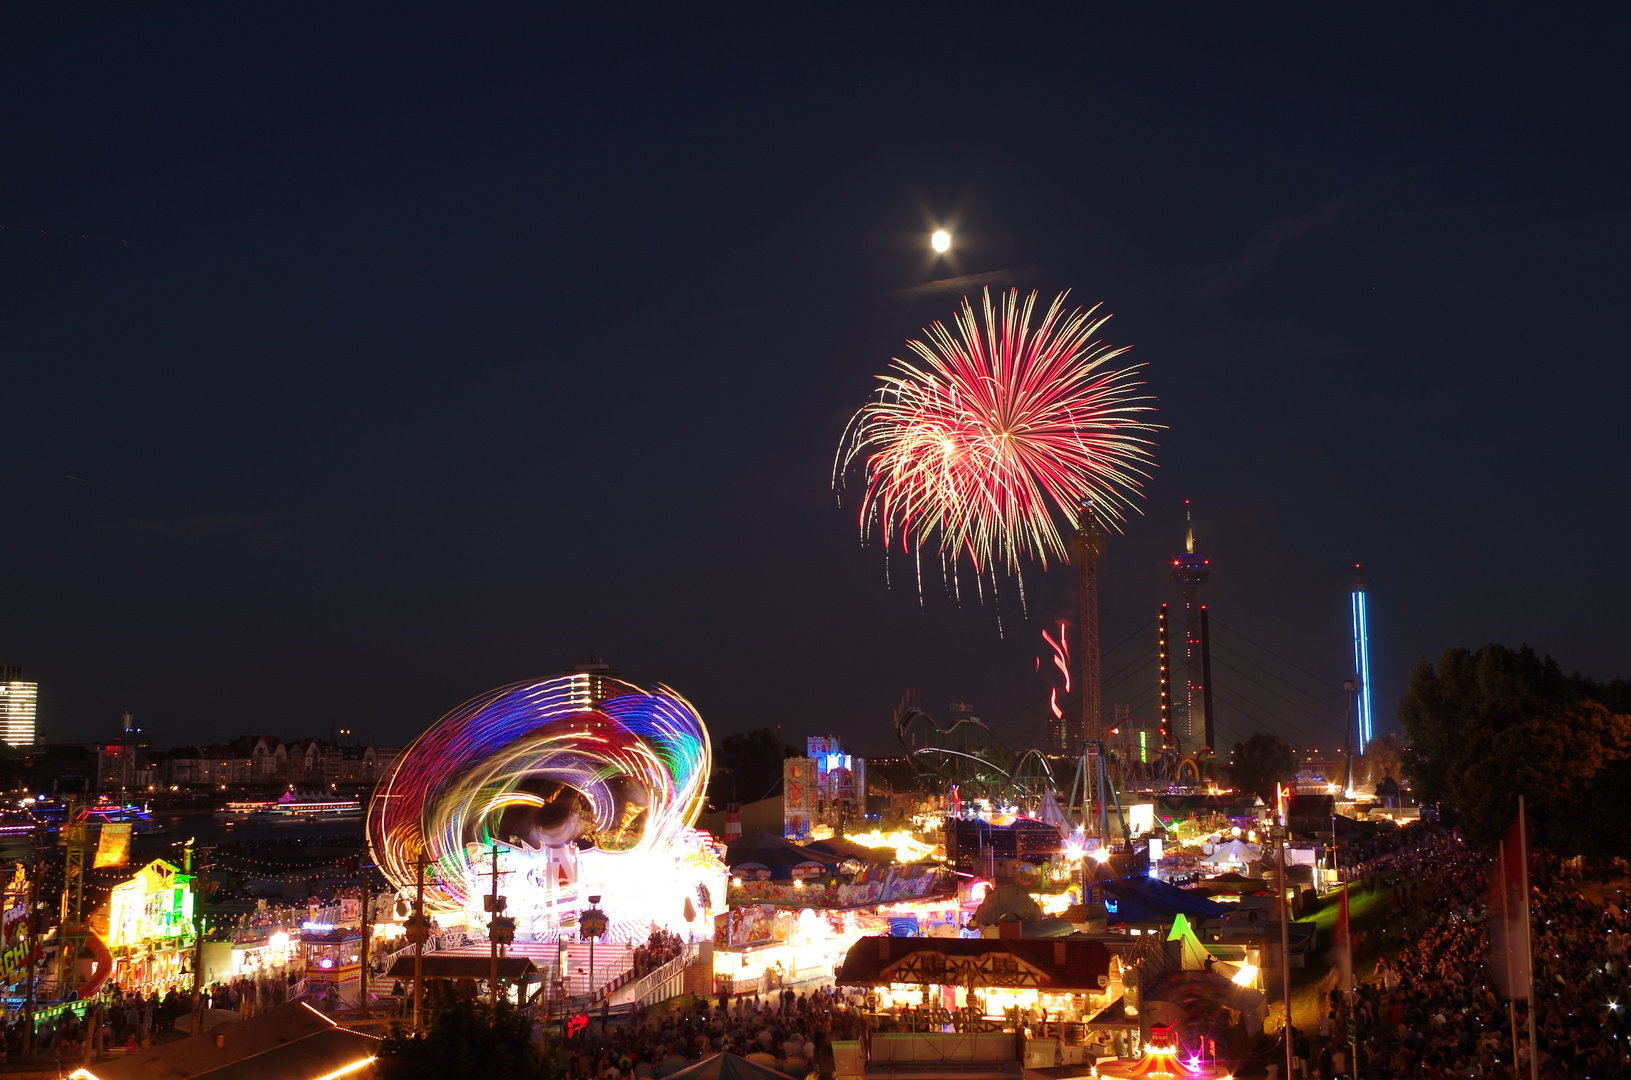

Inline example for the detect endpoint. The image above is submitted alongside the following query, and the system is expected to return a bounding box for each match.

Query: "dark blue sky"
[2,7,1626,756]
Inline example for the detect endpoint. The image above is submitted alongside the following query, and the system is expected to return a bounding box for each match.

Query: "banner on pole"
[1488,817,1530,1000]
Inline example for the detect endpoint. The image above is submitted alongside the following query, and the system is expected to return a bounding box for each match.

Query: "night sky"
[3,8,1626,757]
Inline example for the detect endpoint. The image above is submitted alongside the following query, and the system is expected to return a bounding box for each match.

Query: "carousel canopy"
[1098,876,1226,924]
[1202,839,1260,865]
[836,935,1112,991]
[802,836,893,863]
[726,829,839,877]
[1085,995,1140,1029]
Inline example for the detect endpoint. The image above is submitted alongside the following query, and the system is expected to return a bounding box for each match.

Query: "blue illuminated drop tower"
[1348,565,1375,779]
[1170,502,1213,754]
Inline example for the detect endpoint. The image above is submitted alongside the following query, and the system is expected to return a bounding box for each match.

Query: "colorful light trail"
[367,675,715,933]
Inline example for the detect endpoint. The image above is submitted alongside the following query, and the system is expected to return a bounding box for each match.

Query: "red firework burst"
[836,287,1158,574]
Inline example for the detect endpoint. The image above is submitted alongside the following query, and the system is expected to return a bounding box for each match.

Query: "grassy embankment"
[1271,882,1401,1033]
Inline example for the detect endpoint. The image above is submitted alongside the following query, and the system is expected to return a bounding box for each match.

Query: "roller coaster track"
[894,699,1061,805]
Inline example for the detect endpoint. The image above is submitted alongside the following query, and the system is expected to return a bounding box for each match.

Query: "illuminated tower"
[1157,604,1172,749]
[1350,566,1374,754]
[0,667,36,747]
[1074,501,1106,747]
[1170,502,1211,753]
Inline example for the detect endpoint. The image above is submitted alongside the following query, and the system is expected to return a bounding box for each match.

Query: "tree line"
[1399,643,1631,858]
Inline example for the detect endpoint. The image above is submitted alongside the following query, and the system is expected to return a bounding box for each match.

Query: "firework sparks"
[836,287,1159,578]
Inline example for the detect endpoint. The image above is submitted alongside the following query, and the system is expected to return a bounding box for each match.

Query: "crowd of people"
[1286,826,1630,1079]
[630,928,687,979]
[1,984,209,1062]
[0,971,303,1065]
[557,985,870,1079]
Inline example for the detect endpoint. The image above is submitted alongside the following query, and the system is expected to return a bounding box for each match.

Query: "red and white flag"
[1488,816,1531,1000]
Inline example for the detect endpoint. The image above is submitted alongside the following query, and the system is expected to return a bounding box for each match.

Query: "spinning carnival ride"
[367,675,725,939]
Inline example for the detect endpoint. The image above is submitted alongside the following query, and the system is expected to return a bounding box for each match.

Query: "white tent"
[1035,789,1070,838]
[1203,838,1261,865]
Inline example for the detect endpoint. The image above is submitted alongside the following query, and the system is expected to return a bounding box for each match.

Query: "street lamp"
[581,895,608,1000]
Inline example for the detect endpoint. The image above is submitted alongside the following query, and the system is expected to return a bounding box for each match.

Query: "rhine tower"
[1170,502,1213,753]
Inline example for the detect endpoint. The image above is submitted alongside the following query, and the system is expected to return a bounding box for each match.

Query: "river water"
[0,813,367,871]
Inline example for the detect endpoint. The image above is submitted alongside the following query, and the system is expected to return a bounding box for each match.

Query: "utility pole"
[586,896,605,1003]
[1521,795,1537,1080]
[1275,790,1294,1080]
[188,840,207,1035]
[483,843,516,1015]
[23,843,38,1060]
[396,861,430,1037]
[488,840,501,1012]
[358,858,371,1020]
[406,851,429,1035]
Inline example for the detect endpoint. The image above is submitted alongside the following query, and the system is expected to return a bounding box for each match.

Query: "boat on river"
[249,793,364,820]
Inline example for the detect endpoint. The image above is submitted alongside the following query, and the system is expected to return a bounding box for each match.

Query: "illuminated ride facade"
[100,859,195,994]
[367,674,724,943]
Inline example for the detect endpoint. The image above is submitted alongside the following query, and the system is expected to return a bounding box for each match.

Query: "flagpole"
[1520,794,1537,1080]
[1342,884,1356,1074]
[1500,837,1519,1071]
[1276,784,1293,1080]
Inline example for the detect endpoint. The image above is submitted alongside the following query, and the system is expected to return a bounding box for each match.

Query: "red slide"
[73,927,116,1001]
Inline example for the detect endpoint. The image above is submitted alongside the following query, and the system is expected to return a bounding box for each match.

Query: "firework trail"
[835,288,1159,585]
[1043,621,1072,691]
[1042,620,1072,722]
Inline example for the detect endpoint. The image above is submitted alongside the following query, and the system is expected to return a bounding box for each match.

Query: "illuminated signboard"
[1,889,28,985]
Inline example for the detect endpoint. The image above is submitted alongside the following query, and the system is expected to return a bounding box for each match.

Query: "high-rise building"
[565,656,620,709]
[1170,502,1211,753]
[0,667,37,746]
[1045,707,1078,753]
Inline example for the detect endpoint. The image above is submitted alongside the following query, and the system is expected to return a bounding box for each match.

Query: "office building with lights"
[0,667,37,746]
[566,656,620,709]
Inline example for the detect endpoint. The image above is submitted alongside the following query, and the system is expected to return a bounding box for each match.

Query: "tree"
[1396,643,1631,857]
[1573,754,1631,860]
[1450,698,1631,856]
[711,728,801,803]
[1396,656,1464,806]
[1357,732,1402,789]
[1398,643,1609,807]
[378,997,551,1080]
[1229,732,1298,803]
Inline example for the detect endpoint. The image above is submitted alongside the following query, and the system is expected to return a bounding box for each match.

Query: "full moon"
[931,229,951,253]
